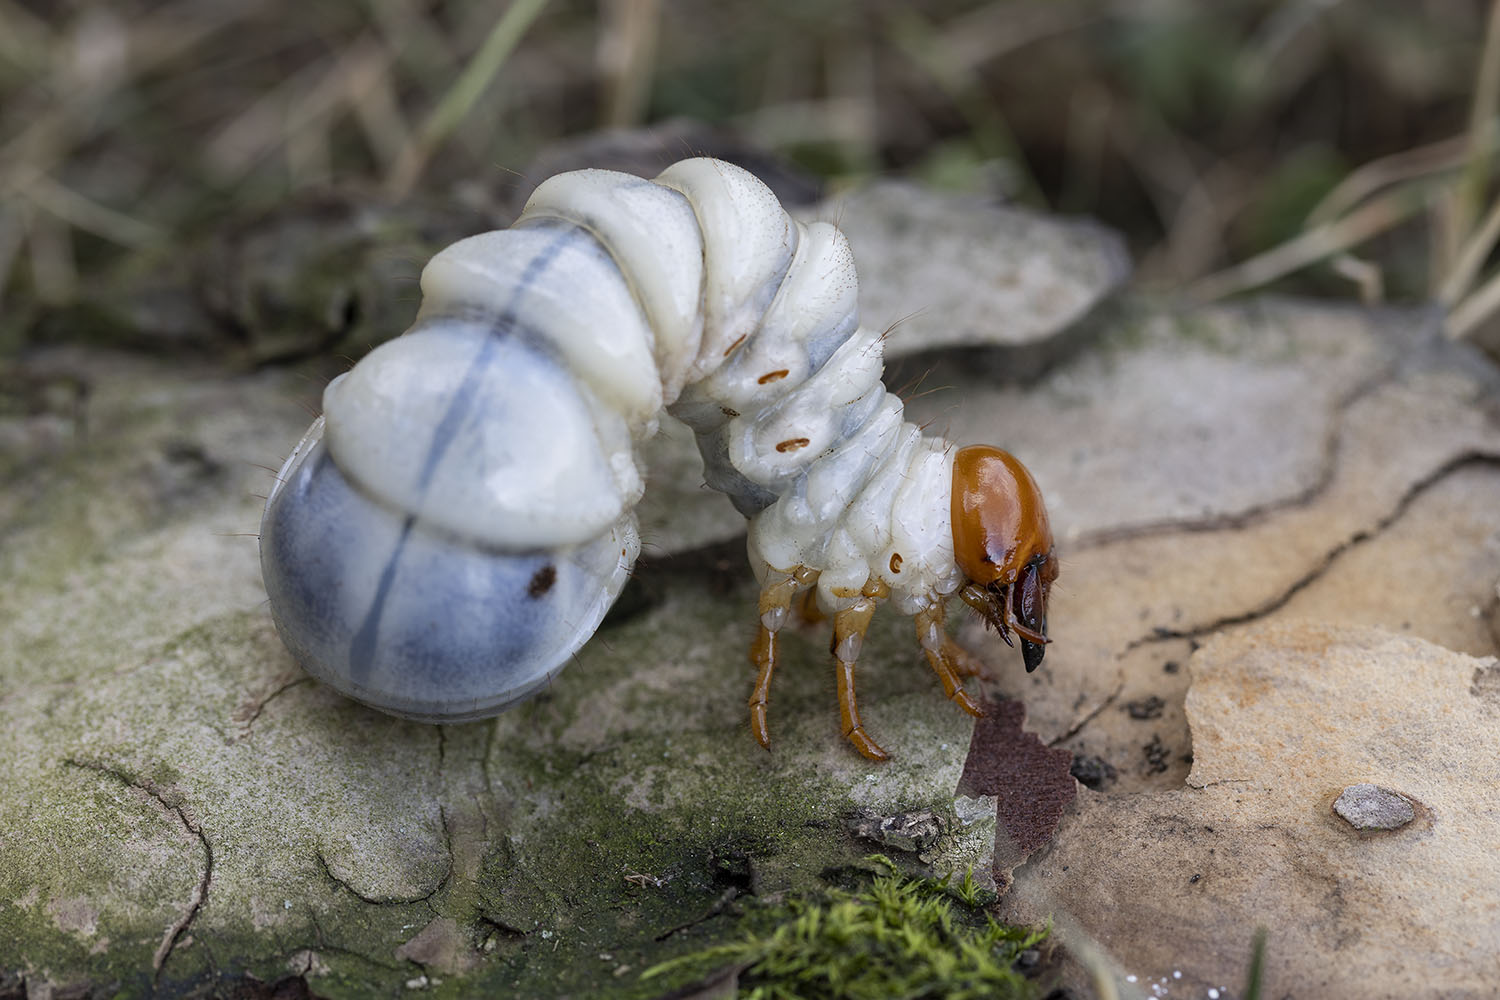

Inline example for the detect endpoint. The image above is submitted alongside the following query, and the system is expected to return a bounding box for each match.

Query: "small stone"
[1333,784,1415,831]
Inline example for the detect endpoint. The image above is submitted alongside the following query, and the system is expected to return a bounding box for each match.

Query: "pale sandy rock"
[797,181,1129,362]
[1001,623,1500,999]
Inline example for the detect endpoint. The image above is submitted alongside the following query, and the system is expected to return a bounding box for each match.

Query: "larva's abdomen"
[261,218,661,720]
[260,417,639,722]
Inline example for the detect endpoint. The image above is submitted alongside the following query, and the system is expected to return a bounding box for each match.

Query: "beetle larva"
[260,158,1058,759]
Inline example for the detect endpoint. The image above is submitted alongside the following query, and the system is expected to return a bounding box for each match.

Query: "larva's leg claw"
[833,598,888,761]
[923,648,984,718]
[844,722,891,763]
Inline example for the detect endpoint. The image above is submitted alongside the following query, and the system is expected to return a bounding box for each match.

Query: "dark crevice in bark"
[296,911,407,973]
[653,886,742,942]
[1124,452,1500,652]
[313,847,452,907]
[236,676,311,736]
[1046,680,1125,748]
[61,758,213,981]
[1070,366,1395,551]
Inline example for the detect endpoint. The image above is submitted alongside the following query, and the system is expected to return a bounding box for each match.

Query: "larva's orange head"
[951,445,1059,671]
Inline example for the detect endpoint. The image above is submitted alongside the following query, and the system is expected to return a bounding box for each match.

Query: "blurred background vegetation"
[4,0,1500,357]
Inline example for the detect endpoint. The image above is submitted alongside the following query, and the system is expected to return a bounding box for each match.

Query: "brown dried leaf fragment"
[957,698,1078,891]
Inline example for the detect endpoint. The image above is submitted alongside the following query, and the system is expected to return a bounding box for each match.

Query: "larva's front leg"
[748,565,818,750]
[832,579,892,762]
[913,602,985,718]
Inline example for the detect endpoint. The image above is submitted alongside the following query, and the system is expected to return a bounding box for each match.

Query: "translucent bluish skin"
[260,415,638,722]
[260,158,984,725]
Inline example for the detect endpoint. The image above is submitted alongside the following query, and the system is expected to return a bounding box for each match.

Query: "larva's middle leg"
[913,603,985,718]
[941,637,991,681]
[748,567,817,751]
[832,594,888,761]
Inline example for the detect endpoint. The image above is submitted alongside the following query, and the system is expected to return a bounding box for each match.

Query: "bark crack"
[236,676,310,737]
[63,757,213,980]
[301,909,406,971]
[1047,680,1125,748]
[1070,366,1393,551]
[480,723,498,795]
[654,886,742,942]
[313,847,451,907]
[1125,452,1500,652]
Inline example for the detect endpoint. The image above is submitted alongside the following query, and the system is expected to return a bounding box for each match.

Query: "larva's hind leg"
[748,567,815,751]
[914,603,985,718]
[833,594,889,762]
[791,585,825,625]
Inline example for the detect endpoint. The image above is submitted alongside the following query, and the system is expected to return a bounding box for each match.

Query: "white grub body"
[260,158,963,722]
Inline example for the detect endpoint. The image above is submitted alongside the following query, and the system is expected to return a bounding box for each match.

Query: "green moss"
[641,857,1048,1000]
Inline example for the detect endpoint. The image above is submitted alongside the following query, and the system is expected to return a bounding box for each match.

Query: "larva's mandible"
[260,158,1058,760]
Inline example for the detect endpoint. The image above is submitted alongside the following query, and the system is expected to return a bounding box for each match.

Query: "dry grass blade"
[0,204,25,312]
[349,52,413,170]
[599,0,661,128]
[1328,254,1383,304]
[1438,185,1500,306]
[15,171,166,249]
[883,5,1041,202]
[385,0,553,199]
[206,36,395,182]
[1453,0,1500,257]
[931,0,1100,73]
[1306,128,1496,228]
[736,96,875,151]
[1185,187,1425,303]
[1444,261,1500,339]
[22,204,77,304]
[0,0,54,71]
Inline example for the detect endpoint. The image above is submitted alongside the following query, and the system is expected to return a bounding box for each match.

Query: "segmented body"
[260,158,1054,754]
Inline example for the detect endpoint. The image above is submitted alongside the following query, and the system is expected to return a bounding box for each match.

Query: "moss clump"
[643,858,1047,999]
